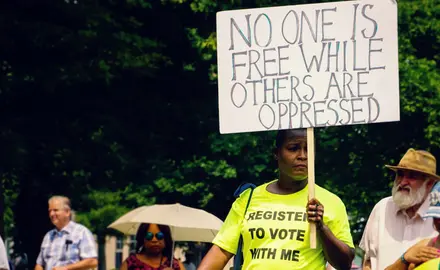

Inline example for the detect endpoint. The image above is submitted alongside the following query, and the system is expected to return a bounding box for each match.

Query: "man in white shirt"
[0,235,9,270]
[360,148,440,270]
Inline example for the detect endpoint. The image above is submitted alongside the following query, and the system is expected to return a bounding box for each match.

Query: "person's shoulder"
[315,185,345,205]
[71,221,87,229]
[254,181,273,193]
[71,221,94,234]
[124,253,138,265]
[37,229,55,246]
[126,253,137,260]
[375,196,393,205]
[361,196,394,222]
[371,196,394,212]
[42,228,56,239]
[235,181,270,198]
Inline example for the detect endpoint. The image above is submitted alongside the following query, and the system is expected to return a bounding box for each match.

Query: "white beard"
[392,180,428,210]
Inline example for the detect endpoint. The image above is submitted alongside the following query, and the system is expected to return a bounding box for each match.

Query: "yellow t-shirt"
[212,180,354,270]
[414,258,440,270]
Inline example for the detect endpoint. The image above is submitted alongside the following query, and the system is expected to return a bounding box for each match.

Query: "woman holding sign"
[198,129,354,270]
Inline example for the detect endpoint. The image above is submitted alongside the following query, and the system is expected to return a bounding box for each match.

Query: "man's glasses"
[145,231,164,241]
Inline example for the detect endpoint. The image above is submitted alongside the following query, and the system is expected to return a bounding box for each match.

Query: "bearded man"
[359,149,440,270]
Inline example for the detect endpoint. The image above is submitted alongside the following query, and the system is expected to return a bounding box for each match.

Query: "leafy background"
[0,0,438,269]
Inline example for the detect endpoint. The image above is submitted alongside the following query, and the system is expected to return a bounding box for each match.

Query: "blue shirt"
[36,221,97,270]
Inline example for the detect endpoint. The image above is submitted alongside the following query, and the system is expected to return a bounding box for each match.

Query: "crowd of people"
[0,129,439,270]
[198,129,440,270]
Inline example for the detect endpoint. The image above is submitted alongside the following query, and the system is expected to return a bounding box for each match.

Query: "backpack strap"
[233,183,256,270]
[233,183,256,198]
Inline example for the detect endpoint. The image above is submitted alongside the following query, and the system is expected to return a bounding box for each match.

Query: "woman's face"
[144,224,165,255]
[276,133,308,181]
[433,218,440,232]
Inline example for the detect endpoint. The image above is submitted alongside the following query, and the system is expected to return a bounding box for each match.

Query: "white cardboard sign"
[216,0,399,134]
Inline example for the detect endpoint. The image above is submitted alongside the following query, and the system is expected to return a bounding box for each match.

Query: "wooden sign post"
[307,127,317,248]
[216,0,399,249]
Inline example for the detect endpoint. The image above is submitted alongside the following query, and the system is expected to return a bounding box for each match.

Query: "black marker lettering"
[245,80,262,106]
[339,99,351,125]
[326,41,340,72]
[290,76,302,101]
[289,102,299,129]
[232,51,247,81]
[313,101,326,127]
[278,45,290,76]
[230,82,247,108]
[263,78,275,104]
[303,75,315,101]
[248,50,263,80]
[351,4,359,40]
[326,99,339,126]
[361,4,378,39]
[300,43,326,72]
[369,38,385,70]
[258,104,276,129]
[342,72,355,98]
[299,10,320,44]
[351,98,365,124]
[278,103,288,129]
[229,15,251,50]
[282,10,299,44]
[277,76,290,102]
[263,48,277,77]
[254,13,273,47]
[300,102,312,128]
[325,72,342,99]
[367,96,380,123]
[353,40,366,71]
[322,8,337,42]
[357,71,372,97]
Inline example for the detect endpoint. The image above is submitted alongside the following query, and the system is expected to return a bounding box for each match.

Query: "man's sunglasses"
[145,232,164,241]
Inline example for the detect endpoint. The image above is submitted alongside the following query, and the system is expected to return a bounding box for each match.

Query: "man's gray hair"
[49,196,74,220]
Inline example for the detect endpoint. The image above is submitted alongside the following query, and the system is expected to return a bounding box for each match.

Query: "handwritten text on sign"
[216,0,399,134]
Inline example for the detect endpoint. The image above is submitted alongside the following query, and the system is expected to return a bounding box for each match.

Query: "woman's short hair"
[275,129,307,149]
[135,223,173,257]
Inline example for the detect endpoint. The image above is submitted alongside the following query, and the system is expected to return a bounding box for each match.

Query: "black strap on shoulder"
[233,183,256,270]
[233,183,256,198]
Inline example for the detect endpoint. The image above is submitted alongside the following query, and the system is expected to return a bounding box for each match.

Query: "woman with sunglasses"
[120,223,185,270]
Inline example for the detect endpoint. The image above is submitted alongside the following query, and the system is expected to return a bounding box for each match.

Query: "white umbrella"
[108,203,224,242]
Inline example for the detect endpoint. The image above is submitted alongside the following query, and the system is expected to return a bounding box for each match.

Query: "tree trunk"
[0,179,4,240]
[98,234,106,270]
[14,173,51,269]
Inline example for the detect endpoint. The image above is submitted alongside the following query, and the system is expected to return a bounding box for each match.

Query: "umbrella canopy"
[108,203,224,242]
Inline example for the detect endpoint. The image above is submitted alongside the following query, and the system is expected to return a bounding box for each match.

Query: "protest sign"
[216,0,399,134]
[216,0,398,250]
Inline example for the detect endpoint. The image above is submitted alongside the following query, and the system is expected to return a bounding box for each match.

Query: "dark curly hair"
[275,129,307,149]
[135,223,173,258]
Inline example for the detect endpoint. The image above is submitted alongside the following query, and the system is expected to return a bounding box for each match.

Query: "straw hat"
[385,148,440,180]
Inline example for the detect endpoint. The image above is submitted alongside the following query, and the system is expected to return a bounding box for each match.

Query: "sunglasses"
[145,231,164,241]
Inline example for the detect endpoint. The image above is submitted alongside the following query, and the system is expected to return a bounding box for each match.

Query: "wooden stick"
[307,127,317,249]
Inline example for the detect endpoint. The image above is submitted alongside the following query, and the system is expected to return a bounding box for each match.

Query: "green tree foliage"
[178,0,440,243]
[0,0,438,268]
